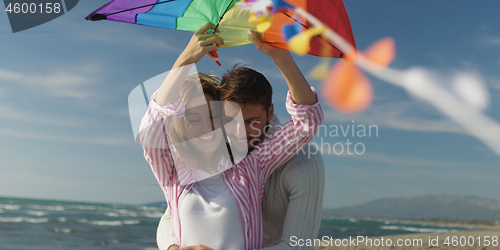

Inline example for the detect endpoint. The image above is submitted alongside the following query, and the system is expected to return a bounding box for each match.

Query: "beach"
[316,224,500,250]
[3,197,500,250]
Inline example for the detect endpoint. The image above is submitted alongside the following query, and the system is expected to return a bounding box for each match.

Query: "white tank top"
[179,173,245,250]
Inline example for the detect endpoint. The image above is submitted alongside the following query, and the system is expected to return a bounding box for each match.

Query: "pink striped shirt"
[139,89,323,249]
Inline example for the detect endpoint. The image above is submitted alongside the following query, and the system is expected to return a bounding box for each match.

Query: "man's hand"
[179,245,214,250]
[252,31,316,105]
[174,23,224,68]
[251,30,289,60]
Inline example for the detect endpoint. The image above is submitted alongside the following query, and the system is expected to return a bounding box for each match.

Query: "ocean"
[0,197,473,249]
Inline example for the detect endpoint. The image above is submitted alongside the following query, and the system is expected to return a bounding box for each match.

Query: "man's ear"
[267,104,274,121]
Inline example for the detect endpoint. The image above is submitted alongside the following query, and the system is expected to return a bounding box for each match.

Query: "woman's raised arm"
[155,23,223,106]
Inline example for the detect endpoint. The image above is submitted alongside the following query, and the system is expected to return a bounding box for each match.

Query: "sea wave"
[99,239,120,244]
[29,205,64,211]
[105,212,120,217]
[24,217,49,223]
[53,228,72,233]
[67,205,97,210]
[0,204,21,210]
[0,216,49,223]
[26,210,48,216]
[76,219,88,223]
[79,219,141,226]
[0,216,23,223]
[89,220,123,226]
[141,211,164,218]
[116,209,138,217]
[102,209,140,217]
[123,220,140,225]
[380,225,458,233]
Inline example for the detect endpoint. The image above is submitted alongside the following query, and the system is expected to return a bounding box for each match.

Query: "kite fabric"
[85,0,356,58]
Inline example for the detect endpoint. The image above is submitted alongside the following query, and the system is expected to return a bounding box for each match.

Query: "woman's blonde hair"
[169,72,225,169]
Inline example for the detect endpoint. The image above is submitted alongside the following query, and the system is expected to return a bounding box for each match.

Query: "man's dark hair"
[219,64,273,112]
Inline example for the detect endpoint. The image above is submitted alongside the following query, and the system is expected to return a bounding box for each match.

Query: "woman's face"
[222,101,248,156]
[184,94,223,155]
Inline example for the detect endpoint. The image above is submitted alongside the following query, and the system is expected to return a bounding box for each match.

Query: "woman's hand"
[174,23,224,68]
[179,245,214,250]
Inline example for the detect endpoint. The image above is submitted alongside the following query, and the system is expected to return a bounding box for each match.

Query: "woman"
[166,73,230,183]
[139,23,323,250]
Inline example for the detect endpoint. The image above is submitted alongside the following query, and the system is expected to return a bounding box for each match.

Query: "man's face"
[223,101,274,152]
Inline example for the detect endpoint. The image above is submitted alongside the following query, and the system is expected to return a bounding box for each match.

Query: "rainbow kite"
[85,0,356,58]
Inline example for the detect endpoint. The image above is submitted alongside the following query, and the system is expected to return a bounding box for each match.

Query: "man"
[157,30,325,250]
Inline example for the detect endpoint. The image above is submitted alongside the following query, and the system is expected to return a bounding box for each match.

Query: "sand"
[315,225,500,250]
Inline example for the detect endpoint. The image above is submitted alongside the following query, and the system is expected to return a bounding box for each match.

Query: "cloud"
[0,104,82,127]
[318,144,464,168]
[482,37,500,46]
[332,151,466,168]
[326,152,498,182]
[322,101,466,135]
[489,77,500,92]
[0,68,95,99]
[75,24,183,54]
[0,127,131,146]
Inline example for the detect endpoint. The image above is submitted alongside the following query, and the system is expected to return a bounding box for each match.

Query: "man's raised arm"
[250,31,316,106]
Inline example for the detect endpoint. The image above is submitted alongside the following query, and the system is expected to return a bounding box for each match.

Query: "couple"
[140,23,325,250]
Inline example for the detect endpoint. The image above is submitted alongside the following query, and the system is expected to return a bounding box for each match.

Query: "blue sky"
[0,1,499,208]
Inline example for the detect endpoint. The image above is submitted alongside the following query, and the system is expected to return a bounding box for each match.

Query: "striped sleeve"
[139,91,185,187]
[254,87,323,183]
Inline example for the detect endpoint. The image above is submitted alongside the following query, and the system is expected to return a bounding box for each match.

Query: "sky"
[0,1,499,208]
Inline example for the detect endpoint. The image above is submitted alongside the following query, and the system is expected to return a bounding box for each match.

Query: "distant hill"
[324,194,500,221]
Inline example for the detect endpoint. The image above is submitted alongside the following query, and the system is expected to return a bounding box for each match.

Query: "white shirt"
[179,173,245,250]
